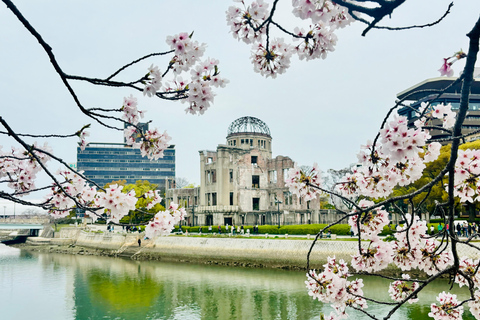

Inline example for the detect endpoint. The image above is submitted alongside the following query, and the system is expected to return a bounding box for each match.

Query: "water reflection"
[0,244,477,319]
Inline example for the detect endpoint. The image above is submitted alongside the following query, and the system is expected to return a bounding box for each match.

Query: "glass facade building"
[397,77,480,142]
[77,142,175,188]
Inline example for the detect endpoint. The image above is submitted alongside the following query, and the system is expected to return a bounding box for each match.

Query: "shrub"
[258,225,280,234]
[279,224,325,235]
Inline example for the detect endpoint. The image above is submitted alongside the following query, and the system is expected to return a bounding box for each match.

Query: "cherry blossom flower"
[417,239,453,276]
[388,274,419,304]
[137,128,172,161]
[306,256,367,320]
[144,201,186,238]
[438,50,466,77]
[293,24,337,61]
[122,95,145,125]
[95,184,137,223]
[251,38,293,78]
[1,143,52,194]
[226,0,269,44]
[455,257,480,288]
[351,236,393,272]
[348,199,389,240]
[286,162,321,201]
[429,292,463,320]
[468,290,480,319]
[438,58,454,77]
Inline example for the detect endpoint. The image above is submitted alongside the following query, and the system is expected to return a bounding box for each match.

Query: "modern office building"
[397,76,480,142]
[77,142,175,188]
[166,116,334,227]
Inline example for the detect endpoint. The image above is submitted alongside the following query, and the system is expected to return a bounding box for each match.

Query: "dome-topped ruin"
[227,116,271,138]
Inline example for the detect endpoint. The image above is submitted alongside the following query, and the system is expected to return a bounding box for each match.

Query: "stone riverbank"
[11,227,480,273]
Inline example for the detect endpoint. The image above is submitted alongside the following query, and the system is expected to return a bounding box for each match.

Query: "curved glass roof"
[227,116,271,137]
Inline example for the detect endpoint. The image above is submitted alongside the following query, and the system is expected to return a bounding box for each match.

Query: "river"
[0,243,475,319]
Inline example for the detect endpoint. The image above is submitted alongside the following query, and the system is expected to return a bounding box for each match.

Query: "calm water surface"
[0,244,475,320]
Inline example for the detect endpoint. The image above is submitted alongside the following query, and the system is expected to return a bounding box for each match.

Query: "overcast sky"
[1,0,479,214]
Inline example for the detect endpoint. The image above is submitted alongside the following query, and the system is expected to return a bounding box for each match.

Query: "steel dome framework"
[227,116,271,137]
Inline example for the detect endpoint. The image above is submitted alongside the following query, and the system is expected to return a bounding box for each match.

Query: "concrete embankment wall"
[148,237,357,268]
[24,227,480,269]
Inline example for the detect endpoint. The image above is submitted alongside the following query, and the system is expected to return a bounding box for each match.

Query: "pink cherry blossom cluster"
[388,274,419,304]
[144,190,162,210]
[185,58,229,115]
[226,0,269,44]
[95,184,137,223]
[47,169,94,219]
[468,290,480,319]
[348,199,389,239]
[428,292,464,320]
[306,257,367,320]
[307,207,467,318]
[335,110,447,199]
[138,128,171,161]
[159,32,228,115]
[0,143,52,194]
[166,32,207,74]
[122,96,172,161]
[456,257,480,288]
[144,201,186,238]
[285,162,321,201]
[48,176,137,223]
[390,214,427,271]
[453,149,480,202]
[417,238,454,276]
[251,38,292,78]
[351,237,393,272]
[143,65,163,97]
[227,0,352,77]
[122,95,145,125]
[415,102,456,130]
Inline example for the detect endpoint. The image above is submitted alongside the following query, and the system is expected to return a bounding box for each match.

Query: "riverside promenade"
[21,226,480,271]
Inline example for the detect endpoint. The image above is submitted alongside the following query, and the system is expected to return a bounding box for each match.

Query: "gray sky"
[1,0,479,214]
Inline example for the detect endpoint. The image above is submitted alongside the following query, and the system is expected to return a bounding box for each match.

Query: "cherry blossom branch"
[105,51,174,81]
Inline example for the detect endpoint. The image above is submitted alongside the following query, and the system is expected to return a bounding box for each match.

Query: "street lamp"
[191,204,197,227]
[275,197,282,228]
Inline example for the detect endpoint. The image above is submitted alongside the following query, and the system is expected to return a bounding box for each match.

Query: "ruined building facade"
[166,116,333,227]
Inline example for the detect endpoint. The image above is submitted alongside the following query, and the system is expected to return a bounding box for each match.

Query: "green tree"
[392,140,480,218]
[115,180,165,224]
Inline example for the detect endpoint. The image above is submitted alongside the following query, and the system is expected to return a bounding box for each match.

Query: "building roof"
[397,77,480,101]
[227,116,271,138]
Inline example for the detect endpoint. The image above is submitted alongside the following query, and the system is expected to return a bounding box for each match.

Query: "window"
[283,168,289,182]
[250,139,253,146]
[230,192,234,206]
[229,169,233,183]
[283,192,292,205]
[206,170,216,184]
[212,193,217,206]
[241,139,244,144]
[253,198,260,211]
[206,193,211,206]
[252,175,260,188]
[207,157,213,164]
[251,156,257,164]
[269,170,277,183]
[233,140,236,146]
